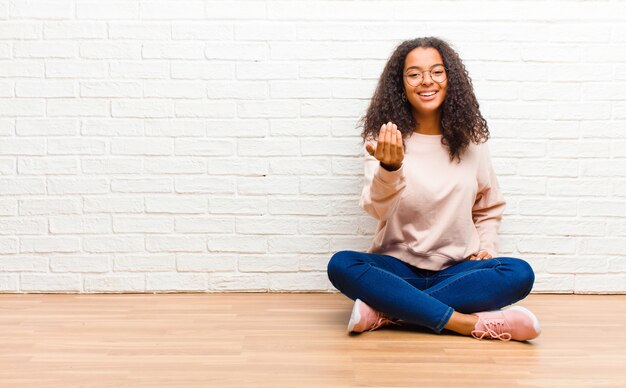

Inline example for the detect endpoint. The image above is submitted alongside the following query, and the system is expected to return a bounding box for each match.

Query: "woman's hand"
[366,122,404,171]
[468,251,493,261]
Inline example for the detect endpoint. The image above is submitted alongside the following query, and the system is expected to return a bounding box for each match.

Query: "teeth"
[419,91,437,97]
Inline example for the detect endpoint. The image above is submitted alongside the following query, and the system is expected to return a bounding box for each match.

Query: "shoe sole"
[347,299,363,333]
[508,306,542,337]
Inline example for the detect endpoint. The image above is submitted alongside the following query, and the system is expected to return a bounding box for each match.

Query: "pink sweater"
[359,132,506,271]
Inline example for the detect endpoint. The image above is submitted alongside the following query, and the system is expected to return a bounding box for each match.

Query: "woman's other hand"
[468,251,493,261]
[366,122,404,171]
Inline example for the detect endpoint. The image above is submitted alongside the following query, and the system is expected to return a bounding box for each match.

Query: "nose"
[421,70,434,85]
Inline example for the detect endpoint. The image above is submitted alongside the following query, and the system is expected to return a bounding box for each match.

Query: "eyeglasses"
[404,65,447,86]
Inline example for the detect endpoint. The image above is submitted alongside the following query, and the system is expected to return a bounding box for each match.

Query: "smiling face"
[403,47,448,118]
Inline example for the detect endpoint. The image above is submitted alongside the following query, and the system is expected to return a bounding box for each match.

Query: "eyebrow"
[405,63,444,71]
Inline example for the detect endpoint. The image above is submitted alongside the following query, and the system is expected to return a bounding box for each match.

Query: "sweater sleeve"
[358,141,407,221]
[472,142,506,257]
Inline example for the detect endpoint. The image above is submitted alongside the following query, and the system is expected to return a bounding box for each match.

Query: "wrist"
[380,162,401,171]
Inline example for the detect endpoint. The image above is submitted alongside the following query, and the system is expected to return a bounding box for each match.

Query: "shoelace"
[368,314,402,331]
[471,318,512,341]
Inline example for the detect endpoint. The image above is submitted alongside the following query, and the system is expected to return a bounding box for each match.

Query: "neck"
[414,111,442,135]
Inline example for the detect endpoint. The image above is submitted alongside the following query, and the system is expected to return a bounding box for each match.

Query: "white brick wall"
[1,0,625,293]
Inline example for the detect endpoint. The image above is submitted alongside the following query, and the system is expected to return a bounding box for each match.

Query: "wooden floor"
[1,293,625,387]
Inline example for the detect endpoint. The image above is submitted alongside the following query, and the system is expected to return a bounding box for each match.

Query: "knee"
[504,258,535,295]
[327,250,358,280]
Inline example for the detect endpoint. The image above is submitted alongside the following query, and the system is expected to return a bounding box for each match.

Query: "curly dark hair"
[359,37,489,163]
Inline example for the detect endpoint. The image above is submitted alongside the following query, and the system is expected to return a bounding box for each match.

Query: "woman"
[326,37,541,342]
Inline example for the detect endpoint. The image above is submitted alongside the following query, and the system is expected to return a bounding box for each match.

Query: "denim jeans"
[327,250,535,333]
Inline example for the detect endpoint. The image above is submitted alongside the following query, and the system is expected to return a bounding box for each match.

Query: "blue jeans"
[327,251,535,333]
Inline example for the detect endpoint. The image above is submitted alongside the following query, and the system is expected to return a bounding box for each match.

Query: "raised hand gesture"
[366,122,404,171]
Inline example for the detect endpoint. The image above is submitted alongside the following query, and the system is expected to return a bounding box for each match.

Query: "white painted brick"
[83,197,143,214]
[582,160,626,177]
[16,80,74,98]
[608,257,626,272]
[76,1,138,20]
[533,274,574,293]
[0,178,46,195]
[21,274,82,293]
[145,119,204,137]
[357,216,378,235]
[80,43,141,60]
[47,178,108,195]
[206,119,268,138]
[175,139,234,156]
[205,43,266,61]
[113,216,174,233]
[331,157,361,176]
[0,138,45,155]
[83,236,144,253]
[330,237,372,252]
[501,217,605,237]
[489,140,547,158]
[110,61,169,79]
[270,119,330,137]
[100,23,159,40]
[111,178,172,193]
[517,237,576,255]
[575,275,626,294]
[206,1,267,19]
[580,200,626,218]
[608,221,626,237]
[209,272,268,292]
[237,177,299,195]
[208,158,268,176]
[548,178,611,197]
[299,254,330,272]
[144,158,207,174]
[518,159,579,177]
[301,99,367,118]
[17,157,78,175]
[48,138,106,155]
[236,216,299,235]
[579,238,626,255]
[145,196,207,214]
[235,22,295,41]
[111,138,173,155]
[142,43,204,60]
[146,235,206,252]
[0,158,15,174]
[239,254,300,272]
[268,198,329,216]
[14,41,74,59]
[301,138,362,156]
[299,61,361,79]
[172,22,232,40]
[49,216,111,234]
[0,199,18,216]
[82,119,143,137]
[269,158,329,175]
[0,237,18,254]
[0,275,19,291]
[208,81,268,100]
[0,256,47,271]
[175,177,235,194]
[81,158,143,174]
[20,237,80,253]
[175,216,234,234]
[43,20,106,40]
[176,101,235,118]
[208,235,267,253]
[146,273,207,291]
[0,22,41,39]
[112,100,174,118]
[83,275,145,293]
[297,22,359,41]
[301,177,361,195]
[17,119,78,136]
[177,253,237,272]
[270,80,330,99]
[518,199,578,216]
[238,139,299,156]
[0,218,47,235]
[19,198,80,216]
[114,255,174,272]
[299,218,355,235]
[546,256,608,274]
[237,100,299,119]
[268,236,329,254]
[210,196,267,215]
[46,60,106,78]
[0,61,42,77]
[80,81,142,98]
[171,62,233,80]
[51,255,109,273]
[269,272,329,291]
[498,177,546,196]
[141,1,204,20]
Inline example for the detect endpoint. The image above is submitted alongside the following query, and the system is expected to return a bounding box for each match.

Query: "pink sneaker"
[471,306,541,342]
[347,299,401,333]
